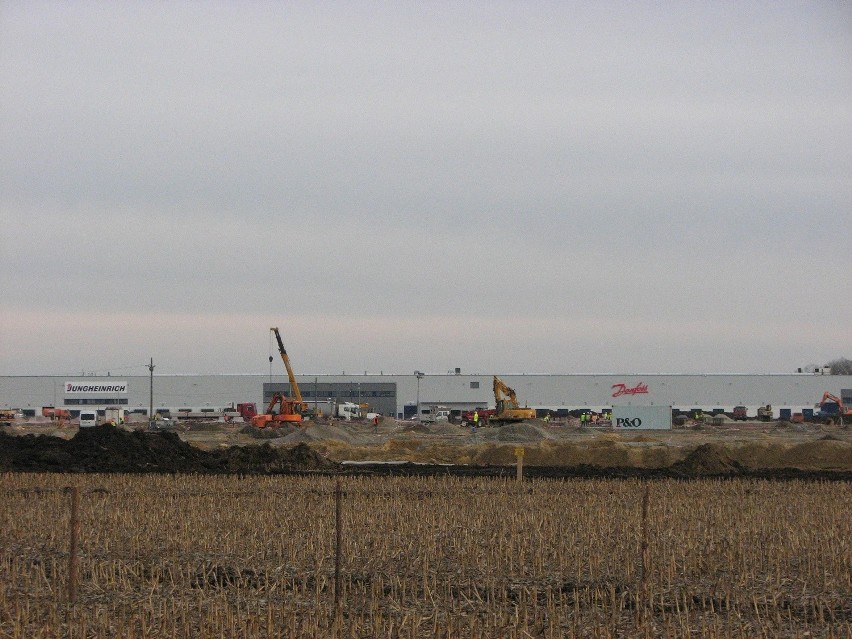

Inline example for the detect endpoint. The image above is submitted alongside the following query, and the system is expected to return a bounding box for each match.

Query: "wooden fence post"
[334,479,343,614]
[639,483,650,620]
[68,486,80,604]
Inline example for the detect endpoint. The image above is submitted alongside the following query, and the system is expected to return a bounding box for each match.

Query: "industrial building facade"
[1,373,850,420]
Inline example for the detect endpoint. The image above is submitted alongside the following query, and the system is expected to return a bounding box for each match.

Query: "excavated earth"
[1,422,850,480]
[0,426,335,474]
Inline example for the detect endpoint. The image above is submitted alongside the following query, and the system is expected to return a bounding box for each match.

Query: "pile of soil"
[779,439,851,470]
[283,423,357,445]
[495,423,547,443]
[238,425,287,440]
[670,443,742,476]
[0,425,336,474]
[1,425,849,480]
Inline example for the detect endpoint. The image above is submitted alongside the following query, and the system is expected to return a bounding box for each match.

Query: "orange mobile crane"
[251,327,307,428]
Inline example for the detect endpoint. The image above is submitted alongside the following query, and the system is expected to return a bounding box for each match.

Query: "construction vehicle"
[461,408,496,426]
[251,327,307,428]
[815,392,851,424]
[237,403,258,419]
[223,403,258,422]
[251,394,304,428]
[732,406,748,421]
[491,376,536,423]
[421,406,451,423]
[334,402,361,420]
[42,407,71,421]
[756,405,773,421]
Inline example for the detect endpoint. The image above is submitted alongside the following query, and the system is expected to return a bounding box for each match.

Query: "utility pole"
[414,371,424,420]
[148,358,155,427]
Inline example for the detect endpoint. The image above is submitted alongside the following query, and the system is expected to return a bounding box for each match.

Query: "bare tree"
[826,358,852,375]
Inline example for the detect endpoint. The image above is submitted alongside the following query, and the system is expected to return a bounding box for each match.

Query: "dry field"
[1,473,849,638]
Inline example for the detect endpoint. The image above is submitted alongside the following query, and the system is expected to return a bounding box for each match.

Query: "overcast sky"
[1,2,850,377]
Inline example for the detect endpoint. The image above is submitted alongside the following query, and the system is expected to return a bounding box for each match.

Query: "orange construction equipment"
[251,394,303,428]
[250,327,307,428]
[815,392,851,423]
[491,376,536,423]
[42,407,71,421]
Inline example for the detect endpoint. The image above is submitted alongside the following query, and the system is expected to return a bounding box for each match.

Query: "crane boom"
[271,327,304,405]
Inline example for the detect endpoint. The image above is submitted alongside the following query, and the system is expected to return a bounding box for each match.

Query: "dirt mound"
[734,442,785,470]
[2,424,849,480]
[495,423,546,443]
[0,425,337,474]
[671,443,743,476]
[778,440,852,470]
[208,441,334,472]
[423,423,462,436]
[282,423,357,445]
[238,425,289,439]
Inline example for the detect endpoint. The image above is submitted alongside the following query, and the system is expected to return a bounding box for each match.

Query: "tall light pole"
[148,358,155,427]
[414,371,424,421]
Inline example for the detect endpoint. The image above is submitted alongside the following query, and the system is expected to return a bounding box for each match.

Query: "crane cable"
[268,329,273,382]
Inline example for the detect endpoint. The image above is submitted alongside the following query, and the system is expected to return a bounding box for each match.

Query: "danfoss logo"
[611,382,649,398]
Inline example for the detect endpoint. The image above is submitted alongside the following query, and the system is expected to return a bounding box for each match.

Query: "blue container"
[802,408,814,420]
[779,408,792,420]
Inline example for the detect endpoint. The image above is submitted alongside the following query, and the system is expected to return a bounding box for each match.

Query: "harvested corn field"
[1,473,850,638]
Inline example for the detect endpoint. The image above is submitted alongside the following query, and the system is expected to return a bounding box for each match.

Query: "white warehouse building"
[1,373,850,420]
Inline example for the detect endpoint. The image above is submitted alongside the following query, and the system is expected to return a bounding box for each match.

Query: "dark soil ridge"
[0,426,335,474]
[341,462,852,481]
[0,427,849,480]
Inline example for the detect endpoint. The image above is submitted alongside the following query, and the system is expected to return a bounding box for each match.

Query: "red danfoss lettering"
[611,382,649,398]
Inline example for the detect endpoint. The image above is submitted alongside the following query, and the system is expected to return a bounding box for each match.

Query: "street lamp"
[148,358,155,428]
[414,371,424,420]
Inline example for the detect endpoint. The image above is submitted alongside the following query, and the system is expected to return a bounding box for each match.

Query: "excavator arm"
[819,392,843,408]
[493,376,519,408]
[492,375,536,423]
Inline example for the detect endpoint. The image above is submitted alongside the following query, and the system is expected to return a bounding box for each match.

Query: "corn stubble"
[0,474,849,638]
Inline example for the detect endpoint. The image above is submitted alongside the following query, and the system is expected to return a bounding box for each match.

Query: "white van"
[79,410,98,427]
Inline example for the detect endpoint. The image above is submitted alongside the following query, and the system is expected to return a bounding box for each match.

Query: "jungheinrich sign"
[65,381,128,394]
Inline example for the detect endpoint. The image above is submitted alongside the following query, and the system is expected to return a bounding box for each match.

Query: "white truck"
[335,402,361,420]
[421,406,450,423]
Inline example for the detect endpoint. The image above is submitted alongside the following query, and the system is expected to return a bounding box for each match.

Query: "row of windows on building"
[65,398,128,406]
[273,388,396,399]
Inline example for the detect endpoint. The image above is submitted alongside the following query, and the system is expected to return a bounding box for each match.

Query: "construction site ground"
[1,415,850,479]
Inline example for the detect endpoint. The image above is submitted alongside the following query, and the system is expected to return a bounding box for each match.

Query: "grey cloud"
[1,1,849,375]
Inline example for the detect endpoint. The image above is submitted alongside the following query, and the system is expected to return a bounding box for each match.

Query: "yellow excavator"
[492,376,536,423]
[251,327,307,428]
